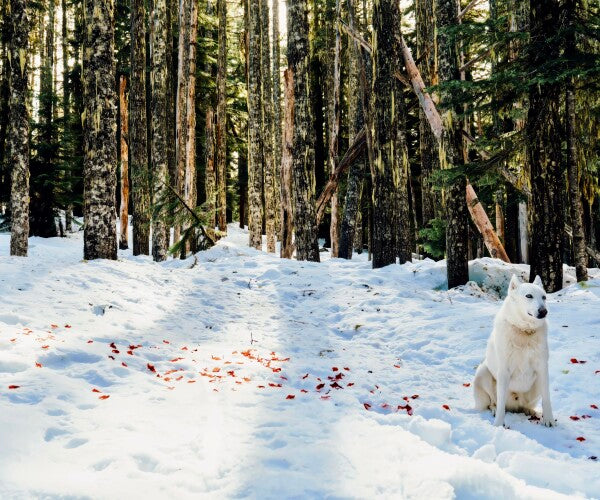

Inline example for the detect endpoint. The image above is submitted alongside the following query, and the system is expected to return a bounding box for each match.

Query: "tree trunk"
[119,76,130,250]
[216,0,227,233]
[205,106,216,235]
[150,0,169,262]
[248,0,263,249]
[288,0,320,262]
[261,0,276,253]
[436,0,469,288]
[280,68,294,259]
[8,0,29,256]
[527,0,563,292]
[272,0,282,235]
[131,0,150,255]
[416,0,440,228]
[565,0,587,282]
[82,0,117,260]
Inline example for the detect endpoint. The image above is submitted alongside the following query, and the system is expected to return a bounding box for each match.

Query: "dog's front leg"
[494,371,510,427]
[538,361,555,427]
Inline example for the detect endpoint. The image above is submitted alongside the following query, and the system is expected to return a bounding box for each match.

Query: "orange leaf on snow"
[463,383,471,387]
[286,394,295,400]
[187,380,196,383]
[268,383,282,388]
[347,382,354,387]
[147,363,156,373]
[181,346,188,351]
[212,355,221,360]
[212,367,221,373]
[332,367,339,372]
[170,357,184,362]
[121,362,128,367]
[243,377,251,382]
[570,416,580,421]
[127,351,134,355]
[320,395,331,400]
[8,385,20,389]
[10,338,16,342]
[227,370,235,377]
[315,383,325,391]
[576,436,586,442]
[257,385,265,389]
[411,395,419,399]
[330,382,343,389]
[344,367,350,371]
[300,389,308,393]
[163,340,170,344]
[50,324,58,329]
[363,403,371,410]
[99,395,110,400]
[92,388,101,393]
[109,342,117,349]
[42,345,49,349]
[112,349,120,354]
[64,324,71,328]
[394,365,401,369]
[35,362,42,368]
[442,404,451,411]
[591,404,598,409]
[87,340,93,344]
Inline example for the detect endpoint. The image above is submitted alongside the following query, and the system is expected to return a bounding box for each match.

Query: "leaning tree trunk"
[565,0,587,282]
[82,0,117,260]
[416,0,440,228]
[288,0,320,262]
[436,0,469,288]
[119,76,130,250]
[8,0,30,256]
[527,0,564,292]
[131,0,150,255]
[150,0,169,262]
[247,0,263,249]
[216,0,227,233]
[261,0,276,253]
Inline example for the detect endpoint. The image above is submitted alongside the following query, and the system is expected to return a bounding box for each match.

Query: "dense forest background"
[1,0,599,292]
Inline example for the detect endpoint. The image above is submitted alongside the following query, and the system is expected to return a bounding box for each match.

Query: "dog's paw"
[542,416,556,427]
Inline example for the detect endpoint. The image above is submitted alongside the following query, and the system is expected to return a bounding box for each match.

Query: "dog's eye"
[542,296,546,300]
[525,294,533,299]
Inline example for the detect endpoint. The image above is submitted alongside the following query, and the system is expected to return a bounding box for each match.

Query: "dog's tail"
[473,363,492,411]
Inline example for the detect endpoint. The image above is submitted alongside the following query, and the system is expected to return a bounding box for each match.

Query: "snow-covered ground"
[0,225,599,499]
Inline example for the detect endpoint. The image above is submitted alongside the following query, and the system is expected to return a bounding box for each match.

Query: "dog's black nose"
[538,308,548,319]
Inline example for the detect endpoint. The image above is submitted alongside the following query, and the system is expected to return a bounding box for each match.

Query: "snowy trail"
[0,226,599,499]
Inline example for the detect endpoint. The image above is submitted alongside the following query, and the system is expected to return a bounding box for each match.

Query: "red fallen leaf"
[571,358,579,363]
[110,342,117,349]
[35,362,42,368]
[8,385,20,389]
[576,436,586,442]
[347,382,355,387]
[442,404,451,410]
[363,403,372,410]
[121,362,127,367]
[181,346,188,351]
[87,340,93,344]
[591,404,598,409]
[235,381,242,385]
[268,383,282,388]
[316,383,325,391]
[224,361,232,365]
[10,338,16,342]
[330,381,343,389]
[99,395,110,400]
[332,367,339,372]
[163,340,170,344]
[344,367,350,371]
[92,388,101,393]
[394,365,402,369]
[112,349,120,354]
[257,385,265,389]
[271,367,282,373]
[227,370,235,377]
[320,395,331,400]
[463,383,471,387]
[108,355,115,360]
[212,367,221,373]
[381,403,390,409]
[187,380,196,384]
[302,373,309,379]
[213,388,218,392]
[170,357,184,362]
[411,395,419,399]
[212,355,221,360]
[570,416,580,421]
[595,370,600,374]
[280,376,288,380]
[403,396,409,401]
[50,324,58,329]
[398,404,413,415]
[127,351,133,355]
[147,363,156,373]
[286,394,295,400]
[335,372,344,380]
[300,389,308,393]
[42,345,49,349]
[175,376,183,381]
[243,377,251,382]
[64,324,71,328]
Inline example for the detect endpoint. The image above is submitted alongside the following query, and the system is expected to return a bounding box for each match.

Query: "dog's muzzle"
[537,307,548,319]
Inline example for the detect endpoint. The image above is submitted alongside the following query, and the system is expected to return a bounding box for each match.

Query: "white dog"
[473,275,555,427]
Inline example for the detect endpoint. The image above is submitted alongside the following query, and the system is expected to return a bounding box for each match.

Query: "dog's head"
[507,274,548,322]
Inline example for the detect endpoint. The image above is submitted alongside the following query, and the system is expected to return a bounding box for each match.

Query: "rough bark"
[527,0,564,292]
[280,69,294,259]
[119,76,130,250]
[131,0,150,255]
[82,0,117,260]
[205,106,216,234]
[261,0,276,253]
[436,0,469,288]
[8,0,30,256]
[216,0,227,233]
[288,0,320,262]
[416,0,440,226]
[272,0,282,235]
[62,0,73,232]
[248,0,263,249]
[151,0,169,262]
[565,0,587,282]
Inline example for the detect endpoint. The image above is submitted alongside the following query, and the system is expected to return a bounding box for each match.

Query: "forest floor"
[0,224,599,499]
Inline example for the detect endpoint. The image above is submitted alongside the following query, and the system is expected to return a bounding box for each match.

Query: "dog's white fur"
[473,275,555,427]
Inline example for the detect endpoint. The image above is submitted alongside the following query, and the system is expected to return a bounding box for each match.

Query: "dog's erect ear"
[533,275,544,289]
[509,274,520,293]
